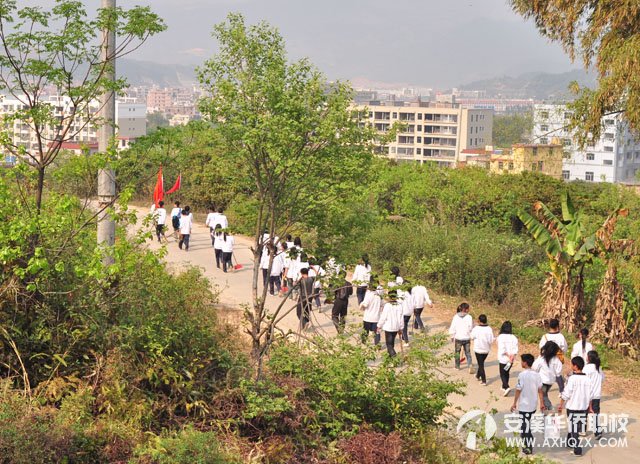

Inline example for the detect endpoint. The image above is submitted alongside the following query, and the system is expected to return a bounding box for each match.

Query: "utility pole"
[97,0,116,263]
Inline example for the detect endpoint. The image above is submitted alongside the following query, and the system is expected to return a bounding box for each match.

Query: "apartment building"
[356,102,493,166]
[532,103,640,183]
[461,143,564,179]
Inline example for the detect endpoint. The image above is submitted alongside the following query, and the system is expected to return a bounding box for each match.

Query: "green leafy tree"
[510,0,640,145]
[197,13,375,368]
[146,112,170,134]
[0,0,165,211]
[492,111,533,147]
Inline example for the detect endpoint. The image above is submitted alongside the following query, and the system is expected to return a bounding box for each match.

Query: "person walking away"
[269,245,285,296]
[497,321,519,396]
[511,354,545,455]
[213,225,224,268]
[532,341,562,412]
[539,318,568,392]
[221,231,234,272]
[570,328,594,364]
[558,357,593,456]
[361,284,383,346]
[295,267,315,331]
[411,283,433,332]
[213,207,228,230]
[331,270,352,334]
[584,350,605,438]
[448,303,473,372]
[205,205,219,246]
[308,260,325,310]
[178,209,191,251]
[154,201,167,242]
[170,201,181,239]
[260,245,270,288]
[377,290,403,357]
[352,255,372,305]
[400,287,414,347]
[284,245,301,300]
[470,314,494,385]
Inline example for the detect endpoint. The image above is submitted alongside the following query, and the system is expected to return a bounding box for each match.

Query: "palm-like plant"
[518,192,596,332]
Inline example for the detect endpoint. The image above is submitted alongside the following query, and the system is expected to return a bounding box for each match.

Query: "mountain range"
[118,59,197,87]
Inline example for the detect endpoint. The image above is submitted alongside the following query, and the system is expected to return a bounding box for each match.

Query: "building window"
[627,152,633,159]
[416,148,421,155]
[585,171,594,181]
[532,147,538,156]
[603,159,613,165]
[539,137,548,144]
[564,112,572,120]
[586,153,595,160]
[498,161,504,170]
[508,162,514,170]
[417,113,422,120]
[392,112,397,119]
[605,119,614,126]
[531,163,537,171]
[562,170,570,180]
[604,146,614,152]
[540,111,549,119]
[417,137,422,143]
[538,160,544,171]
[470,138,473,145]
[563,138,572,147]
[540,124,549,132]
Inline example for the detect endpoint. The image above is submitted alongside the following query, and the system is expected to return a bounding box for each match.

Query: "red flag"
[165,173,181,195]
[153,168,164,207]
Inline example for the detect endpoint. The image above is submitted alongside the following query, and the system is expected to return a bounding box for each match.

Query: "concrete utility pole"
[97,0,116,262]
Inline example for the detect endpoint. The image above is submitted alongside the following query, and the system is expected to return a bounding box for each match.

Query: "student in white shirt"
[221,231,235,272]
[532,341,562,411]
[352,255,372,305]
[511,353,545,456]
[178,210,192,251]
[497,321,519,396]
[470,314,494,385]
[539,318,567,392]
[170,201,182,238]
[377,290,403,357]
[559,357,593,456]
[153,200,167,243]
[308,261,325,310]
[584,350,604,438]
[399,288,415,347]
[448,303,473,372]
[411,284,433,332]
[284,244,301,300]
[268,245,285,296]
[361,285,383,346]
[212,207,228,230]
[260,245,270,288]
[205,206,219,246]
[213,225,224,269]
[570,328,594,363]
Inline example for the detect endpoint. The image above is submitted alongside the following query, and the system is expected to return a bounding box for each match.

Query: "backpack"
[172,215,180,229]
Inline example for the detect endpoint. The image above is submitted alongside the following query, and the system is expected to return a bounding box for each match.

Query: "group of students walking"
[449,307,605,456]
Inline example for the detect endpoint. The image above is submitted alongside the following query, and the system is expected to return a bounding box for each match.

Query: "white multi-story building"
[532,103,640,183]
[356,102,493,166]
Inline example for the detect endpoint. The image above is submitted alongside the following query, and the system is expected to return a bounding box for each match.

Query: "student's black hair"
[479,314,488,324]
[388,289,397,301]
[209,205,216,211]
[549,318,560,330]
[571,356,585,371]
[300,252,308,262]
[300,267,309,276]
[391,266,400,277]
[218,207,224,213]
[587,350,601,371]
[580,327,589,351]
[158,200,164,207]
[362,254,370,267]
[457,302,470,313]
[181,209,188,215]
[294,237,302,247]
[521,353,535,367]
[223,231,229,241]
[214,224,222,235]
[541,340,560,366]
[281,241,288,250]
[175,201,180,207]
[286,234,292,241]
[499,321,513,335]
[184,205,191,213]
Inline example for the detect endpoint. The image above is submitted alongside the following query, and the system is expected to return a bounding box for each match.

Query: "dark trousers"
[155,224,165,241]
[499,362,511,389]
[556,374,565,393]
[520,411,535,452]
[475,352,488,383]
[362,321,380,345]
[297,300,312,329]
[313,288,321,308]
[567,410,587,455]
[214,248,223,268]
[262,268,268,287]
[454,339,471,368]
[222,252,232,272]
[402,315,411,342]
[384,331,398,357]
[541,383,553,411]
[332,299,348,334]
[178,234,190,250]
[356,286,367,305]
[269,275,281,295]
[413,307,424,330]
[210,227,215,246]
[591,399,602,436]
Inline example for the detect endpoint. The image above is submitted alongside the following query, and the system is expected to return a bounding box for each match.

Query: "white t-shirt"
[377,302,403,332]
[154,207,167,225]
[570,340,594,362]
[561,373,592,410]
[213,233,224,250]
[206,212,219,228]
[516,369,543,413]
[401,293,414,316]
[539,332,568,353]
[361,290,382,323]
[470,325,495,354]
[448,313,473,340]
[260,249,270,270]
[497,333,519,364]
[352,264,371,286]
[411,285,432,308]
[213,214,228,229]
[221,235,234,253]
[179,215,191,234]
[532,356,563,385]
[583,363,605,399]
[270,253,285,277]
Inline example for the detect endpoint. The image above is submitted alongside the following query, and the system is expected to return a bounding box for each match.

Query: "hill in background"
[119,59,197,87]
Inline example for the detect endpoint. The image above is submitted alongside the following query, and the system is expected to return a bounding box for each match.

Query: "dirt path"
[134,207,639,463]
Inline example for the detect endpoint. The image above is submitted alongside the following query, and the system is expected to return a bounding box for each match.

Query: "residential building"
[356,102,493,166]
[460,143,564,179]
[532,103,640,183]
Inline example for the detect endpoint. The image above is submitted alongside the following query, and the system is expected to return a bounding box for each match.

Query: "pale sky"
[54,0,578,87]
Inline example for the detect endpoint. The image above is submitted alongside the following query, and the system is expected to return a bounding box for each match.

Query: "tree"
[510,0,640,145]
[518,192,596,332]
[197,14,375,370]
[146,112,170,134]
[492,111,532,147]
[0,0,165,211]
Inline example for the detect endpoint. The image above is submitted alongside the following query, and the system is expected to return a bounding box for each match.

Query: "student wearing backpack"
[584,350,605,438]
[570,328,594,363]
[471,314,494,385]
[558,357,593,456]
[331,271,353,334]
[532,341,562,412]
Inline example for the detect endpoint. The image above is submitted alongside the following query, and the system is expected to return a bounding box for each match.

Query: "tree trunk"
[541,270,584,333]
[35,166,45,212]
[592,262,634,350]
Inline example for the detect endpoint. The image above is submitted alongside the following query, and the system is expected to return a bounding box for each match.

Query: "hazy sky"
[69,1,579,87]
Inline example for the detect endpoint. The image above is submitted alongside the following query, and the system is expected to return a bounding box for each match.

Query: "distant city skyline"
[39,0,578,88]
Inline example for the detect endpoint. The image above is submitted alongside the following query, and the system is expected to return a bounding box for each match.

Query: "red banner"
[165,173,181,195]
[153,168,164,207]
